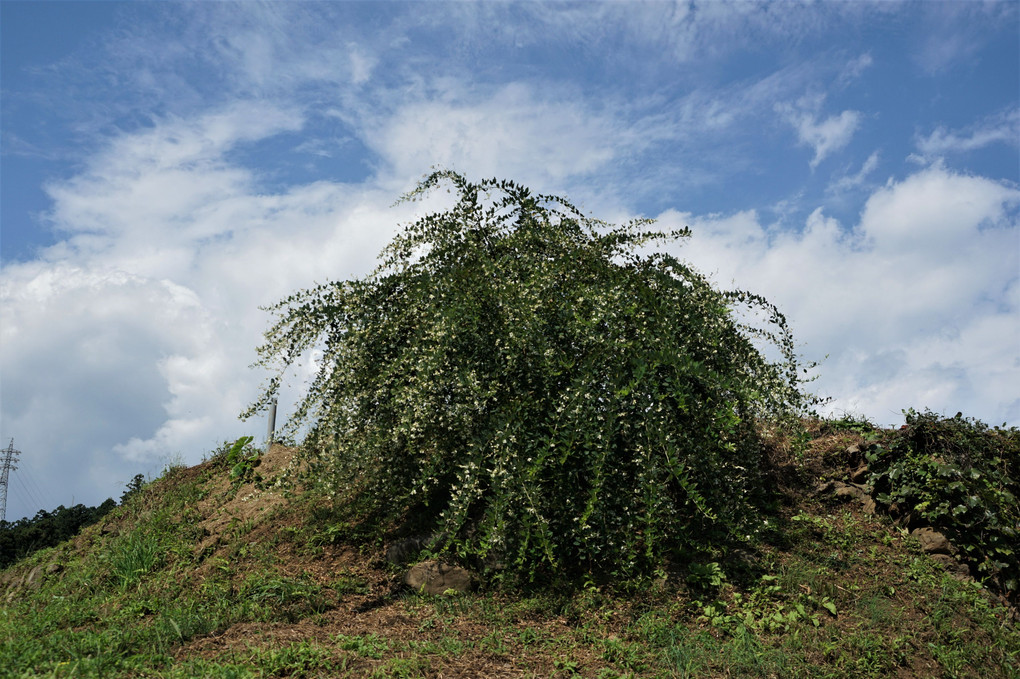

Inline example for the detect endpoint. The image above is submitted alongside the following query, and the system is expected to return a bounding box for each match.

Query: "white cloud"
[828,151,881,194]
[916,108,1020,157]
[0,106,429,519]
[45,102,303,245]
[838,52,873,86]
[661,164,1020,426]
[3,0,1018,524]
[0,263,231,508]
[909,1,1016,75]
[361,83,622,188]
[777,95,861,169]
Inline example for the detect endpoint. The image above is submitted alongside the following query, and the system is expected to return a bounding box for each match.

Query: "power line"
[1,439,22,523]
[13,473,47,519]
[14,456,56,511]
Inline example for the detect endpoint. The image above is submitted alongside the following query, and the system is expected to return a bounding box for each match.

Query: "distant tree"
[120,474,146,505]
[0,499,116,569]
[0,472,148,568]
[245,171,814,583]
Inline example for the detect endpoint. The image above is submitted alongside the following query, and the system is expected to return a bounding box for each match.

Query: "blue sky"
[1,1,1018,522]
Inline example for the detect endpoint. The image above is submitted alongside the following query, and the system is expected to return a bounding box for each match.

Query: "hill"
[1,418,1017,678]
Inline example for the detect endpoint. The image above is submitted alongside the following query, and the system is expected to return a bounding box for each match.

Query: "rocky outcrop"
[404,560,475,595]
[814,444,974,584]
[911,527,954,555]
[815,480,877,515]
[1,559,67,602]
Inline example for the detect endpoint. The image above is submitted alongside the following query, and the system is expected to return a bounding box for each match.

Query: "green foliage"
[107,529,163,591]
[120,474,147,505]
[686,561,727,590]
[823,414,877,437]
[867,409,1019,595]
[215,436,262,488]
[694,572,838,634]
[0,499,117,569]
[245,171,814,583]
[240,572,328,621]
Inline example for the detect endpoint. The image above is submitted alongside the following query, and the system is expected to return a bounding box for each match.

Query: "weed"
[250,641,335,678]
[107,530,163,591]
[553,658,581,677]
[333,632,389,659]
[240,572,328,622]
[332,571,370,596]
[216,436,263,488]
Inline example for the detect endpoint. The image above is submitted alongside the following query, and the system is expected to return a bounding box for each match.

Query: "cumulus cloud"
[363,83,620,186]
[661,164,1020,425]
[0,263,228,507]
[0,106,431,519]
[3,0,1017,525]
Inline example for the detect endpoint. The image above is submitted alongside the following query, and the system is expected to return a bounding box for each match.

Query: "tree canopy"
[245,171,814,583]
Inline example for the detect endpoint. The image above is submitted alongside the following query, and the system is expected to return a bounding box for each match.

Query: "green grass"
[1,433,1018,679]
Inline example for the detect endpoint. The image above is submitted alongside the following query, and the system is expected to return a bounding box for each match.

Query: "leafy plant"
[823,414,877,437]
[220,436,262,488]
[686,561,727,590]
[867,409,1019,596]
[244,171,814,583]
[240,573,328,621]
[107,531,163,591]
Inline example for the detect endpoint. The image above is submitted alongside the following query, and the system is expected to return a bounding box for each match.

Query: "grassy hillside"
[1,419,1017,678]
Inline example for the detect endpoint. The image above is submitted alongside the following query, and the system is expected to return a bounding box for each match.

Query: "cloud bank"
[1,1,1017,522]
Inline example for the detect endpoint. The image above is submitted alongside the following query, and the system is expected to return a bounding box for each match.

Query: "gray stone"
[912,527,953,555]
[861,496,877,515]
[24,565,44,590]
[834,483,866,501]
[813,480,836,496]
[929,553,971,580]
[404,560,475,595]
[45,563,63,575]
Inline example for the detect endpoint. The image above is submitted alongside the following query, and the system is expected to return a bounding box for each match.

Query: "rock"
[912,527,953,555]
[834,483,866,501]
[929,553,971,580]
[813,480,836,496]
[404,560,475,595]
[861,495,877,515]
[23,565,45,590]
[45,563,63,575]
[1,573,23,591]
[850,465,869,483]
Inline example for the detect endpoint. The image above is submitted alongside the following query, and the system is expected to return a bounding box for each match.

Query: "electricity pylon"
[1,439,20,523]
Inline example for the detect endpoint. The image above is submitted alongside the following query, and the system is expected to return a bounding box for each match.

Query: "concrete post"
[266,398,278,451]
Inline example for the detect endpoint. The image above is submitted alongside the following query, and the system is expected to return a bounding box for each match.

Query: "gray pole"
[266,398,278,451]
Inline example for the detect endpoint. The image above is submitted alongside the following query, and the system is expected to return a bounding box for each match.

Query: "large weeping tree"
[244,171,813,583]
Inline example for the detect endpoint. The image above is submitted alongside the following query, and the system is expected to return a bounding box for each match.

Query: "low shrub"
[867,409,1019,596]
